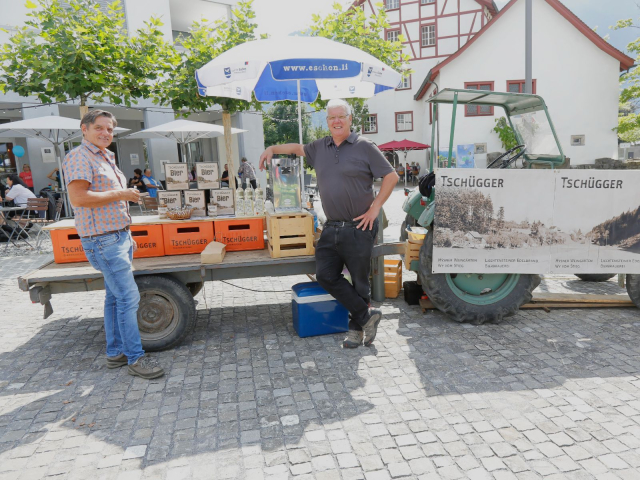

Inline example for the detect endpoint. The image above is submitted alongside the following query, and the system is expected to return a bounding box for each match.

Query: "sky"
[252,0,639,55]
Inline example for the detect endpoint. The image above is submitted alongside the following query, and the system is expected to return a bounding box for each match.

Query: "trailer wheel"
[135,275,196,351]
[418,230,540,324]
[400,214,417,242]
[187,281,204,297]
[626,275,640,309]
[575,274,616,282]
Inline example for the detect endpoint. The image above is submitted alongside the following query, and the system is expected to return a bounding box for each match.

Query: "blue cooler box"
[292,282,349,338]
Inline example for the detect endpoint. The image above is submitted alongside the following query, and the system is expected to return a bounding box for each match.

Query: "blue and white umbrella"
[196,36,402,106]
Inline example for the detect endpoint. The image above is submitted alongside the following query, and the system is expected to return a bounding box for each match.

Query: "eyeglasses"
[326,115,349,122]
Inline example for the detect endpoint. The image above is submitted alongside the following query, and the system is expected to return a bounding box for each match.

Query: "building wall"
[359,0,491,173]
[430,0,620,166]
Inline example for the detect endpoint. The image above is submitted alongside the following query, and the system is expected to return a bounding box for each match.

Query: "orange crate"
[162,221,214,255]
[131,224,165,258]
[214,218,265,252]
[50,228,88,264]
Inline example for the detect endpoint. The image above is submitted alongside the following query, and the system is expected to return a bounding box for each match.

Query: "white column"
[21,103,61,192]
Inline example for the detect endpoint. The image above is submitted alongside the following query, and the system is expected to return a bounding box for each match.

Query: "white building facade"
[0,0,266,192]
[358,0,633,169]
[356,0,496,167]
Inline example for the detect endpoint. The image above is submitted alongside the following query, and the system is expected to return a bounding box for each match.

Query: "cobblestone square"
[1,190,640,479]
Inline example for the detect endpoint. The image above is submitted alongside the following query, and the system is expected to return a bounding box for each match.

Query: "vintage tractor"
[402,88,638,323]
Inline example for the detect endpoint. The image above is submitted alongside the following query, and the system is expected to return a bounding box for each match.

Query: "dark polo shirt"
[303,132,394,221]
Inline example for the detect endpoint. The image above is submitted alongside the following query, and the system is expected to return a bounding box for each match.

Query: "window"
[387,30,400,43]
[421,25,435,47]
[628,151,635,160]
[397,75,411,90]
[385,0,399,9]
[507,80,537,94]
[421,0,435,3]
[363,114,378,134]
[396,112,413,132]
[464,82,494,116]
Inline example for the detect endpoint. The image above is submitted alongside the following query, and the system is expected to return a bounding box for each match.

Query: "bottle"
[235,188,245,217]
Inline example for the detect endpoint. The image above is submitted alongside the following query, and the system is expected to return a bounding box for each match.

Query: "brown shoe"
[127,356,165,380]
[106,353,127,369]
[363,308,383,347]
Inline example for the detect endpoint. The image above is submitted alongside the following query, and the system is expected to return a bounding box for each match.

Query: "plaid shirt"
[63,139,130,237]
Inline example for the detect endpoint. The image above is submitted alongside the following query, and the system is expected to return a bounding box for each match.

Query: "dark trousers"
[315,220,378,331]
[242,179,258,190]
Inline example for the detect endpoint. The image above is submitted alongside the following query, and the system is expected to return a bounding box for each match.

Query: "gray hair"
[326,99,352,116]
[80,109,118,129]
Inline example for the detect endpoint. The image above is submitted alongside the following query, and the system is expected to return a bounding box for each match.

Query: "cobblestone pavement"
[1,189,640,480]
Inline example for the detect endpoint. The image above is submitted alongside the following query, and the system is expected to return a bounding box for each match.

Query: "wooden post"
[222,109,237,203]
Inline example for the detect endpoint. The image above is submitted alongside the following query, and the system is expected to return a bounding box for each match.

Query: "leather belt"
[88,226,130,238]
[325,220,361,227]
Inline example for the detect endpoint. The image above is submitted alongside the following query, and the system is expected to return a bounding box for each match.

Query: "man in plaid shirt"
[63,110,164,379]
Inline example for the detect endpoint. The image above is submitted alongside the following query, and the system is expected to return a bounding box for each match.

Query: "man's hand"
[132,237,138,252]
[354,204,381,231]
[120,188,141,203]
[259,147,273,171]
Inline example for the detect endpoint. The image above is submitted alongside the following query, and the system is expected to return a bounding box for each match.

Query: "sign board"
[196,163,219,190]
[41,147,56,164]
[130,153,140,165]
[432,170,640,274]
[184,190,206,217]
[211,188,234,216]
[164,163,189,190]
[157,191,182,218]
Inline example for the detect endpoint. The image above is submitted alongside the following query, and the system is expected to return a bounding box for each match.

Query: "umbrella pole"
[297,80,304,207]
[55,143,71,218]
[404,150,408,187]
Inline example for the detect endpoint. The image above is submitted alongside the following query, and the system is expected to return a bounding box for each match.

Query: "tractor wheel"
[575,274,616,282]
[135,275,196,351]
[626,275,640,309]
[418,230,540,324]
[400,213,417,242]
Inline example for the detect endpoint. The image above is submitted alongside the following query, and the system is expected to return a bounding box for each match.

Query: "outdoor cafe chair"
[141,195,158,214]
[24,197,63,248]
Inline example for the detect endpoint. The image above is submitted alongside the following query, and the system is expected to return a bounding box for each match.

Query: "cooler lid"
[292,282,328,298]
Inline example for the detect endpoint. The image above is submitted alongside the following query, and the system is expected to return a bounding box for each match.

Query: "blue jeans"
[81,230,144,364]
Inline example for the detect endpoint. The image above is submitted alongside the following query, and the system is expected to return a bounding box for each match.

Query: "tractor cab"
[403,88,565,226]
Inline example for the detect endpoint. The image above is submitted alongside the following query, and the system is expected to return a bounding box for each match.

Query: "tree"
[612,17,640,141]
[496,207,505,231]
[152,0,261,191]
[0,0,172,117]
[263,103,312,148]
[492,117,518,150]
[306,2,411,113]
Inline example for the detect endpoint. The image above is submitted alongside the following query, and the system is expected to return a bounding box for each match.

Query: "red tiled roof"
[415,0,635,100]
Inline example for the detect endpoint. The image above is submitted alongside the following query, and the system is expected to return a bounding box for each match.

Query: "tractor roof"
[429,88,547,116]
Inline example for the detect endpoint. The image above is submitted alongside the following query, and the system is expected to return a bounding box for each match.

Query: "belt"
[87,226,130,238]
[325,220,361,227]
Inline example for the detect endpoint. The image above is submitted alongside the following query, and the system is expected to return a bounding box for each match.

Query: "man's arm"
[67,180,140,208]
[142,178,158,190]
[259,144,305,171]
[353,171,399,230]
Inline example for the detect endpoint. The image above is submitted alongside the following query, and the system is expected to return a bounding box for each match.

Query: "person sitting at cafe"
[221,164,229,187]
[2,174,36,207]
[128,168,147,193]
[47,167,62,189]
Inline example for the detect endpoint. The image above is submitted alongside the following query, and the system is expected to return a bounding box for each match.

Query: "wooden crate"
[404,240,423,269]
[266,211,315,258]
[384,259,402,298]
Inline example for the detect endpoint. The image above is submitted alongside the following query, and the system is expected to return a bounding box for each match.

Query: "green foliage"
[263,103,312,147]
[306,1,411,112]
[309,125,330,142]
[0,0,173,107]
[153,0,261,114]
[611,16,640,140]
[492,117,518,150]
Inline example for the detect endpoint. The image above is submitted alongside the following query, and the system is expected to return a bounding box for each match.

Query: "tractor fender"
[418,202,435,227]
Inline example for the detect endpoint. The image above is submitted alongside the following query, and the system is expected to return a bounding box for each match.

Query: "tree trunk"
[222,109,237,202]
[79,98,89,119]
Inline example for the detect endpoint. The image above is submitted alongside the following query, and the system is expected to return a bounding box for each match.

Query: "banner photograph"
[432,170,640,274]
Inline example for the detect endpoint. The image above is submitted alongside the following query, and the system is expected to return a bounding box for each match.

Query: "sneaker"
[343,329,363,348]
[363,308,383,347]
[127,356,165,380]
[106,353,127,369]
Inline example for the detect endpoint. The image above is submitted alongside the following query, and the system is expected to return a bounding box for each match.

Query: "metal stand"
[371,206,386,302]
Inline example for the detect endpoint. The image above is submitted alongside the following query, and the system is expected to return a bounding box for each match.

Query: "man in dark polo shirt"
[260,99,398,348]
